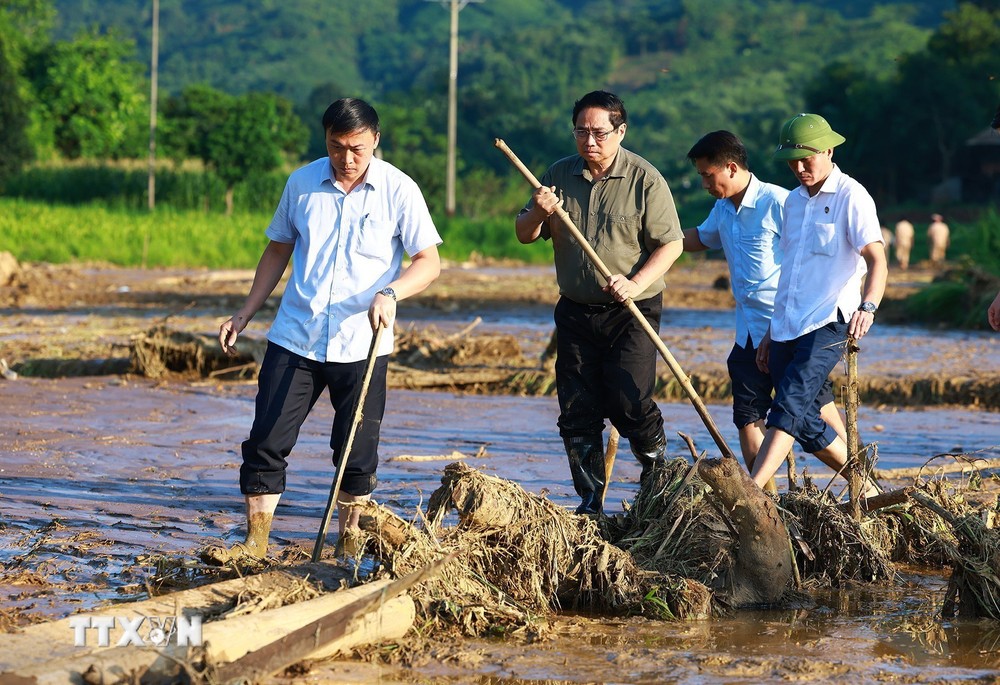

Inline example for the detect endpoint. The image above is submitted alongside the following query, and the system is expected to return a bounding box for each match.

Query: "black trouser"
[554,294,664,447]
[240,342,388,497]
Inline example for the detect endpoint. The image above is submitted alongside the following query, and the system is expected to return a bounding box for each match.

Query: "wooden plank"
[5,579,414,685]
[211,553,455,683]
[0,562,351,672]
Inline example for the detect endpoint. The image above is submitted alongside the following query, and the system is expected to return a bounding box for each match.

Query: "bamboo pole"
[495,138,736,462]
[313,324,385,561]
[846,336,863,521]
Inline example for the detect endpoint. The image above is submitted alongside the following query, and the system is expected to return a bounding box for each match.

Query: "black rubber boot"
[563,436,606,515]
[631,430,667,485]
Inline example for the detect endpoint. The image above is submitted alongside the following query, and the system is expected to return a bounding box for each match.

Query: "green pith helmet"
[773,113,846,161]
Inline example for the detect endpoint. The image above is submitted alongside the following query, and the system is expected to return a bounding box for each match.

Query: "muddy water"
[2,284,999,683]
[2,374,1000,681]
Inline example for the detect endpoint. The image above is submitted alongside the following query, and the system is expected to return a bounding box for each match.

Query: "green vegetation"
[0,198,269,267]
[3,0,1000,325]
[0,197,550,268]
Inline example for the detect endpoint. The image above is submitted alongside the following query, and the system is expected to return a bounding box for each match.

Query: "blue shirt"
[266,156,441,363]
[696,174,787,348]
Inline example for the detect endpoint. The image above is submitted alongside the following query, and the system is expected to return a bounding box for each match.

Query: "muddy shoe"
[334,529,368,559]
[199,540,265,566]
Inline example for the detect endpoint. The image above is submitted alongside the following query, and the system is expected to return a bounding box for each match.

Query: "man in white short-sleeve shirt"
[681,130,844,486]
[751,113,887,493]
[204,98,442,565]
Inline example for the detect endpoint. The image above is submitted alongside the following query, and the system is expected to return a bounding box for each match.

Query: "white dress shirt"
[770,165,883,342]
[265,157,441,363]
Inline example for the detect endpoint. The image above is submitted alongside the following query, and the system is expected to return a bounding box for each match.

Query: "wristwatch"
[378,286,397,301]
[858,301,877,315]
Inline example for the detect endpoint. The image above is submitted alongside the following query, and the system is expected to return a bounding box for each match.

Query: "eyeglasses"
[572,128,616,142]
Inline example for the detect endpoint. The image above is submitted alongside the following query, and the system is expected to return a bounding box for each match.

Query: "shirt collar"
[737,173,762,212]
[797,163,843,198]
[320,156,381,191]
[573,148,628,180]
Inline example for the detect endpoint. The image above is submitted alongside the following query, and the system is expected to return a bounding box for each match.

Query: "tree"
[200,91,307,215]
[0,35,32,188]
[25,29,147,159]
[160,84,236,165]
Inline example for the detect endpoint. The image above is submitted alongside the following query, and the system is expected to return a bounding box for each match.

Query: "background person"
[204,98,442,564]
[751,113,887,494]
[894,218,914,270]
[927,213,950,267]
[515,90,683,515]
[681,130,845,484]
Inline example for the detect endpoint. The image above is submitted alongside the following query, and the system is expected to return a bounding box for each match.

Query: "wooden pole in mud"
[312,324,385,562]
[846,337,863,521]
[495,138,737,462]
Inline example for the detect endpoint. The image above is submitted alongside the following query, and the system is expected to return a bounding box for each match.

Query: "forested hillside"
[19,0,1000,215]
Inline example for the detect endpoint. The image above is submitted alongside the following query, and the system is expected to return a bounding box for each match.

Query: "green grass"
[0,199,271,268]
[0,198,556,268]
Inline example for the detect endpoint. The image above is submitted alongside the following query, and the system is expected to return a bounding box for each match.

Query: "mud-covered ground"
[2,258,999,683]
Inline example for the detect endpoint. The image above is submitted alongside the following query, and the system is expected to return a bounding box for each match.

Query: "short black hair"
[572,91,627,129]
[687,130,748,169]
[322,98,380,136]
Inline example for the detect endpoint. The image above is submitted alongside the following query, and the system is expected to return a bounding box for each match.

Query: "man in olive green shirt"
[516,90,683,515]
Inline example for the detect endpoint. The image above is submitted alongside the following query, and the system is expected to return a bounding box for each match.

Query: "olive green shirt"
[520,148,682,304]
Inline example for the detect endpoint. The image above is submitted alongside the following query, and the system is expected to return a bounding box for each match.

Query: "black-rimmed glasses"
[572,128,616,142]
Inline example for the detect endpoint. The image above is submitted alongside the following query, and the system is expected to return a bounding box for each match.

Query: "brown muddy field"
[1,258,1000,683]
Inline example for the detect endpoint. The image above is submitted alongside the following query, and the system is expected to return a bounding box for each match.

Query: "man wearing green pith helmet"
[750,113,888,494]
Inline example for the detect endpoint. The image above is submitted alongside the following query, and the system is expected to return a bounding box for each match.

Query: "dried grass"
[779,486,896,585]
[356,462,713,637]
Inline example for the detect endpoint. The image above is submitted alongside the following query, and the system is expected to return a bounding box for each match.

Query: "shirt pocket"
[811,222,837,257]
[354,216,396,260]
[602,213,642,251]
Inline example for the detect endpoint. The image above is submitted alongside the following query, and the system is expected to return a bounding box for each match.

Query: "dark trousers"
[554,294,664,447]
[240,342,388,497]
[765,320,846,454]
[728,334,835,429]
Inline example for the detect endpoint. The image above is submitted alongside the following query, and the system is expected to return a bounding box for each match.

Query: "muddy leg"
[738,420,777,495]
[201,493,278,565]
[336,492,372,557]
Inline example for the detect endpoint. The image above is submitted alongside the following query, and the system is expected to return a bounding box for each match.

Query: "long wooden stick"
[495,138,737,461]
[599,427,620,509]
[845,336,863,521]
[312,324,385,562]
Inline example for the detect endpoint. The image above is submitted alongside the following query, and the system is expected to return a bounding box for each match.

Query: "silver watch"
[378,286,397,301]
[858,301,877,315]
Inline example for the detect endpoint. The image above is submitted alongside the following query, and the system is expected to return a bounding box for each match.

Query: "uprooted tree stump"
[697,457,794,606]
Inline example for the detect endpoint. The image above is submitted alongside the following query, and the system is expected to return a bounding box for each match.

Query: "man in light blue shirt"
[204,98,442,565]
[682,131,843,485]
